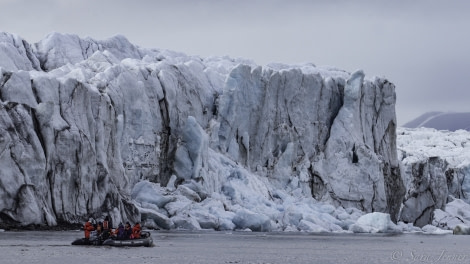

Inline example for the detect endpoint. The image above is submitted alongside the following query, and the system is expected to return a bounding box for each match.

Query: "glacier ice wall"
[398,127,470,227]
[0,32,404,228]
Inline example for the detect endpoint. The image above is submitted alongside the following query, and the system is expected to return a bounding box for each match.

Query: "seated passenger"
[96,222,103,235]
[114,223,125,240]
[84,218,95,241]
[101,216,112,240]
[102,216,111,231]
[132,222,141,239]
[123,222,132,240]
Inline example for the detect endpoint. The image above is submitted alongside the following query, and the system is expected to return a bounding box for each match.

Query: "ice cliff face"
[397,127,470,228]
[215,64,403,221]
[0,32,404,229]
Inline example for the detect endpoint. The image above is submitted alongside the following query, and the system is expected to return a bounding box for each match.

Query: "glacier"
[2,31,464,234]
[397,127,470,229]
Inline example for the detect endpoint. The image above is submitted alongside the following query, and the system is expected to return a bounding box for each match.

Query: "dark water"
[0,230,467,264]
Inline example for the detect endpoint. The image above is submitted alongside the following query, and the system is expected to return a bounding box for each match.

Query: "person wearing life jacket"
[132,222,141,239]
[84,218,95,240]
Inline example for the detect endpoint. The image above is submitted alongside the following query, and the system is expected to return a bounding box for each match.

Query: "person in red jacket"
[84,219,95,240]
[132,222,141,239]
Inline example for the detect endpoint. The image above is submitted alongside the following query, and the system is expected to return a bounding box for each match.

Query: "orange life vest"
[132,223,141,239]
[84,221,94,239]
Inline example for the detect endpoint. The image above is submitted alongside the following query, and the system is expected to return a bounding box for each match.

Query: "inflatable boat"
[102,235,153,247]
[72,231,153,247]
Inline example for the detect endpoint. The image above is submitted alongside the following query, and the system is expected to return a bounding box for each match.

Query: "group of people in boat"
[84,216,142,242]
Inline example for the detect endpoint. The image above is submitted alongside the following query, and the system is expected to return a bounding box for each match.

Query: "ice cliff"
[0,32,405,231]
[397,127,470,228]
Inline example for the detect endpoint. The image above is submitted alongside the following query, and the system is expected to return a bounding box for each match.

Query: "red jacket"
[84,221,94,239]
[132,223,141,239]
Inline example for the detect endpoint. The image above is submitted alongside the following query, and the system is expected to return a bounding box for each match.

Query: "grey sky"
[1,0,469,125]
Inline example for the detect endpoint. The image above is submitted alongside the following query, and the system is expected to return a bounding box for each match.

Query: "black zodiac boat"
[72,231,153,247]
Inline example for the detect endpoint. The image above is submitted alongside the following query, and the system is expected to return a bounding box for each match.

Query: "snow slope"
[0,32,404,232]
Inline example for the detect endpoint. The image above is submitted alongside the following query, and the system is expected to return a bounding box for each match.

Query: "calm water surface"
[0,230,467,264]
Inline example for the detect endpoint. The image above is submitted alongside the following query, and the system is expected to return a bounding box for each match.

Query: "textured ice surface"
[0,31,408,232]
[397,128,470,227]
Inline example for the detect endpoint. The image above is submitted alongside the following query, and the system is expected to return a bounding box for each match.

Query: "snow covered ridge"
[0,32,404,232]
[402,112,470,131]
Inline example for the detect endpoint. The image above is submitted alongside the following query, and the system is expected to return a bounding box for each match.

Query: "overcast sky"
[1,0,469,125]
